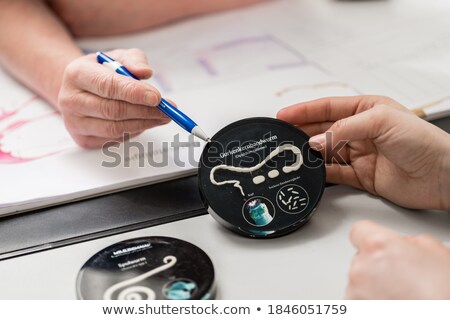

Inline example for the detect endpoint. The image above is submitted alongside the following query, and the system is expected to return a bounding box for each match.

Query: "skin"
[46,0,265,37]
[277,95,450,211]
[0,0,265,148]
[346,220,450,300]
[278,96,450,299]
[58,48,168,147]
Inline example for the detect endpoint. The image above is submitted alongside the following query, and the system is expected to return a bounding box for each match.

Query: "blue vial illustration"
[246,199,273,226]
[164,279,197,300]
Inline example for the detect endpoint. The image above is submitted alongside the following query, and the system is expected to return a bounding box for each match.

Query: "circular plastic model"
[199,117,326,238]
[77,237,215,300]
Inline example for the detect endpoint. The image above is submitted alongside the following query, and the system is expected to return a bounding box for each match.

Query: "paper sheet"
[270,0,450,109]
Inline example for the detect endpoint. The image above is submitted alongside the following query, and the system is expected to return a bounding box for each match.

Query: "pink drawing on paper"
[0,96,74,164]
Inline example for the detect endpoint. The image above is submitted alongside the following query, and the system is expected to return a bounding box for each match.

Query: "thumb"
[308,105,392,151]
[350,220,400,251]
[119,48,153,80]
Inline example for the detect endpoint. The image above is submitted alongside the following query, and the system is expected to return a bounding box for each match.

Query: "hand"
[346,220,450,299]
[58,48,170,148]
[277,96,450,211]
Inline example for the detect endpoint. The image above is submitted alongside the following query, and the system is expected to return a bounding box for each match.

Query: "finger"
[304,127,351,164]
[164,98,177,106]
[108,48,153,80]
[350,220,401,251]
[345,283,368,300]
[277,96,380,125]
[65,116,170,139]
[325,164,362,188]
[345,254,366,300]
[345,286,360,300]
[73,132,142,149]
[297,121,334,137]
[308,104,398,151]
[71,58,161,106]
[308,143,351,165]
[65,92,168,121]
[408,234,447,251]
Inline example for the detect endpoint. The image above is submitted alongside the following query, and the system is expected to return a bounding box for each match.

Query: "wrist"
[47,52,83,107]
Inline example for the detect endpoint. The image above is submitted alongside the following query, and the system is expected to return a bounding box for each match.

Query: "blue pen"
[96,51,210,142]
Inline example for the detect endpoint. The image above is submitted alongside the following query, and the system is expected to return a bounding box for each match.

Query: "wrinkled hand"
[58,48,170,148]
[346,220,450,299]
[277,96,450,211]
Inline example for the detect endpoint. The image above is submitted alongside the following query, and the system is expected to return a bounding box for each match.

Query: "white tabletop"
[0,185,448,299]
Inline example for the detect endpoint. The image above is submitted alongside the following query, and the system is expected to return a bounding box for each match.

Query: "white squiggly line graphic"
[210,144,303,196]
[103,255,177,300]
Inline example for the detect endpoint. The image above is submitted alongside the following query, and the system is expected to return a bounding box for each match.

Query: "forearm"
[47,0,265,37]
[0,0,82,108]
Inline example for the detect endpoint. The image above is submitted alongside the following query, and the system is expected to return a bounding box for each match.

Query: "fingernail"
[137,64,152,73]
[145,92,158,106]
[309,133,326,151]
[276,109,285,119]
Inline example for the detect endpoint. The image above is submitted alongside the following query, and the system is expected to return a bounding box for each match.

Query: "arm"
[0,1,164,148]
[0,0,82,106]
[48,0,266,37]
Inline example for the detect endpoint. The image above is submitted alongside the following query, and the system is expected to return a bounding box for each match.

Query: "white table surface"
[0,185,448,300]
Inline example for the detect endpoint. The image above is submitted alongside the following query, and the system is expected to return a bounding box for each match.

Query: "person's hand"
[346,220,450,299]
[58,48,170,148]
[277,96,450,211]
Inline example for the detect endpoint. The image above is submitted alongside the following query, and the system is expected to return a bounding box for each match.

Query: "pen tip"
[191,126,211,143]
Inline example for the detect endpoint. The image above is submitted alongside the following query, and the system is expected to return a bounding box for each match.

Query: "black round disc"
[77,237,215,300]
[198,117,326,238]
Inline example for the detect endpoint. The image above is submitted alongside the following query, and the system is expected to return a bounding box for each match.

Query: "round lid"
[199,117,326,238]
[77,237,215,300]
